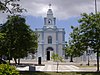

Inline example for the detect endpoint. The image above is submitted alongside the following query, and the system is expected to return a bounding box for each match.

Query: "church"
[35,5,65,61]
[26,5,96,63]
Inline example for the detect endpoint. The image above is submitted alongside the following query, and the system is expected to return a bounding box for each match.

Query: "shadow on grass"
[20,71,100,75]
[76,72,100,75]
[20,71,79,75]
[20,71,51,75]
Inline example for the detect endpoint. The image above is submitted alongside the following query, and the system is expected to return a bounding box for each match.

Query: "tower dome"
[47,9,53,15]
[47,4,53,15]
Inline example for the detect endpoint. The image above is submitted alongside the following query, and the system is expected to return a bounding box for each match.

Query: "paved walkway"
[16,61,81,72]
[16,64,80,72]
[35,64,80,72]
[13,60,97,72]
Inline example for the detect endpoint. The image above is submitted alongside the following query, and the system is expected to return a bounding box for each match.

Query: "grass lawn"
[78,65,97,68]
[77,65,100,70]
[20,71,100,75]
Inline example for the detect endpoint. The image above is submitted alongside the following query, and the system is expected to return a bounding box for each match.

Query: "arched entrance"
[46,47,53,61]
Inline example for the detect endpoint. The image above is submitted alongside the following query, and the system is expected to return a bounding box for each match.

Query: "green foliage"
[0,33,4,40]
[51,53,63,62]
[71,13,100,50]
[64,43,74,56]
[51,53,63,72]
[0,33,5,56]
[70,12,100,70]
[67,12,100,57]
[0,64,19,75]
[64,38,85,61]
[0,0,26,14]
[0,15,38,64]
[78,13,100,51]
[65,18,88,58]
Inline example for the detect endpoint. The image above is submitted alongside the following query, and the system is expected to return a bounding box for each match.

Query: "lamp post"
[87,47,90,66]
[94,0,99,72]
[87,53,90,66]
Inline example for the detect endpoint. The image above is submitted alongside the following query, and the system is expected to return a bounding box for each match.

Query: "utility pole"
[95,0,99,72]
[95,0,97,14]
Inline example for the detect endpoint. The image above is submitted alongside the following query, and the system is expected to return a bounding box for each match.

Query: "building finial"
[49,4,51,9]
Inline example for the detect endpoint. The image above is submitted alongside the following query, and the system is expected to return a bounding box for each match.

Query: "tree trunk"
[70,55,73,62]
[8,51,10,64]
[56,61,59,73]
[18,58,20,65]
[97,50,99,72]
[0,55,2,59]
[14,58,17,65]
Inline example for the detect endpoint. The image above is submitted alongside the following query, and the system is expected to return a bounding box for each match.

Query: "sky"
[0,0,100,42]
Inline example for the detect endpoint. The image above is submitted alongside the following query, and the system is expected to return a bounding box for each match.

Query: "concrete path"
[14,60,96,72]
[16,64,80,72]
[35,64,80,72]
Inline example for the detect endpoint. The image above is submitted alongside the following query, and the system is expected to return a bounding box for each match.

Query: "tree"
[64,38,86,62]
[0,0,26,14]
[70,13,100,71]
[0,15,38,64]
[51,53,63,72]
[64,25,88,62]
[64,42,75,62]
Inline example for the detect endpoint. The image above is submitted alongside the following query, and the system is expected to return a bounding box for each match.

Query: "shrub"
[0,64,19,75]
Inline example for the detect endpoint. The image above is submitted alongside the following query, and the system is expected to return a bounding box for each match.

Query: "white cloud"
[0,0,100,23]
[19,0,100,19]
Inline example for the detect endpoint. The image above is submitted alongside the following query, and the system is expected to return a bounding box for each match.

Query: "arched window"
[48,36,52,44]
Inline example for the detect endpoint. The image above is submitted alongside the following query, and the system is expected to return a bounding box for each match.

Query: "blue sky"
[25,15,80,41]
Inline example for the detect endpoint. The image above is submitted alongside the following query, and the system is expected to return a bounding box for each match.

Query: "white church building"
[25,5,97,63]
[35,5,65,61]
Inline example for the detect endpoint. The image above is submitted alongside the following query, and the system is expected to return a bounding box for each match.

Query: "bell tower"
[35,4,65,61]
[44,4,56,28]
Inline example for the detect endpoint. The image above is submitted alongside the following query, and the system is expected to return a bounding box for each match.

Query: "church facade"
[25,5,97,63]
[35,6,65,61]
